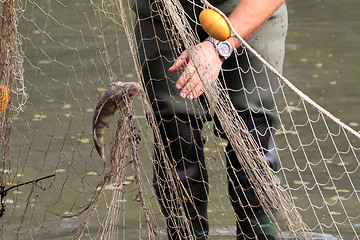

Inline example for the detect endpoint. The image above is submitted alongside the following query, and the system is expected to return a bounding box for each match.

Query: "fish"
[93,81,141,170]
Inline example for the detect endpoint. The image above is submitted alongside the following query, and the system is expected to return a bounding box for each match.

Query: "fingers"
[169,50,207,100]
[175,65,196,90]
[168,51,189,72]
[177,67,204,100]
[187,81,204,100]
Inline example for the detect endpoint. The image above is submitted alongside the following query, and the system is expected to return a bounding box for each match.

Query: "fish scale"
[92,81,141,170]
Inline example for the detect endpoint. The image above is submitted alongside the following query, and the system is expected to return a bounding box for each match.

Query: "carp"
[93,81,141,170]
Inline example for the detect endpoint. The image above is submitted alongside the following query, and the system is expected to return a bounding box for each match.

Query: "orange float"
[0,85,10,114]
[199,9,231,41]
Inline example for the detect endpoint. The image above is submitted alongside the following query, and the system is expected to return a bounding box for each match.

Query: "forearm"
[171,0,286,100]
[227,0,286,49]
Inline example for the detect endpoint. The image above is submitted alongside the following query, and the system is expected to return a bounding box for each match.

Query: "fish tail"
[93,129,117,171]
[102,156,117,171]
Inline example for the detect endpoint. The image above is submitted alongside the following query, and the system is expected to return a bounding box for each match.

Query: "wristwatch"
[205,36,233,60]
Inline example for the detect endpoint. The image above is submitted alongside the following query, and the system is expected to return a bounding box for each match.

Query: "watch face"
[217,42,232,58]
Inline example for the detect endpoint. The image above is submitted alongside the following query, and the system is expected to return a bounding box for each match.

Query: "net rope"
[0,0,359,239]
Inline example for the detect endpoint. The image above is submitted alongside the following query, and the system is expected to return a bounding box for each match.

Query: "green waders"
[133,0,288,238]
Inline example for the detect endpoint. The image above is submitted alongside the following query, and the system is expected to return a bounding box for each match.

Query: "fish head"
[124,82,141,98]
[111,81,141,99]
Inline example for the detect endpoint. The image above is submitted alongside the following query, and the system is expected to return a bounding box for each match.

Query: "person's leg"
[153,115,209,239]
[214,3,288,239]
[225,126,278,240]
[135,13,210,239]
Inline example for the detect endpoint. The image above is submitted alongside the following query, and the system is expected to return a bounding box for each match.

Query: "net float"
[0,85,10,114]
[199,9,231,41]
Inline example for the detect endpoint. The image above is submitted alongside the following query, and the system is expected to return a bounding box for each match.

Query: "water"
[285,0,360,120]
[283,1,360,238]
[2,0,360,239]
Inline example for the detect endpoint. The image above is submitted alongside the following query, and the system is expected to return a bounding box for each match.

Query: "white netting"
[0,0,359,239]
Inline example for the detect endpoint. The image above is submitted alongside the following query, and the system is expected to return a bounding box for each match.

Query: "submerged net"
[1,0,359,239]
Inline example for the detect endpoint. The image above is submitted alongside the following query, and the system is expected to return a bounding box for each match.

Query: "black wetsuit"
[133,1,288,239]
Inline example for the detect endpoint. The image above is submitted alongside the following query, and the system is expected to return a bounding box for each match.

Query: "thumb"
[168,51,189,72]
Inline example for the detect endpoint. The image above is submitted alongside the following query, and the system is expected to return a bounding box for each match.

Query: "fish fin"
[93,129,102,156]
[94,131,116,171]
[102,156,117,171]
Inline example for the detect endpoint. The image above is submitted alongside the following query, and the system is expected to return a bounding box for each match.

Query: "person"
[133,0,288,239]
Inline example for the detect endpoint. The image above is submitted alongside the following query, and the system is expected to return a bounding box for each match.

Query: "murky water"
[282,1,360,238]
[285,0,360,119]
[2,0,360,239]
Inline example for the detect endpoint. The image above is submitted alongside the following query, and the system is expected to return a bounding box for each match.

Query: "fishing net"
[0,0,359,239]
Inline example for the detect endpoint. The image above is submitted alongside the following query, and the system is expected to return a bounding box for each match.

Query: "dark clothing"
[134,0,288,239]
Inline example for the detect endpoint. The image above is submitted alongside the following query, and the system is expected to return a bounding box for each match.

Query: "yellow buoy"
[199,9,231,41]
[0,85,10,114]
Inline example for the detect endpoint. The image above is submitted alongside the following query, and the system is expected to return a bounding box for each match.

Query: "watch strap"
[205,36,220,46]
[205,36,232,60]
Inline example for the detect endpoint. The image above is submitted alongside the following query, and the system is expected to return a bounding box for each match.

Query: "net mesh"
[1,0,359,239]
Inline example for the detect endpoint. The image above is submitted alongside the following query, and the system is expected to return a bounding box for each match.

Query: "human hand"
[168,41,223,100]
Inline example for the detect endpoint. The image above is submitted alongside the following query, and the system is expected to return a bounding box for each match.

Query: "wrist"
[227,37,240,50]
[203,40,224,64]
[205,36,233,61]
